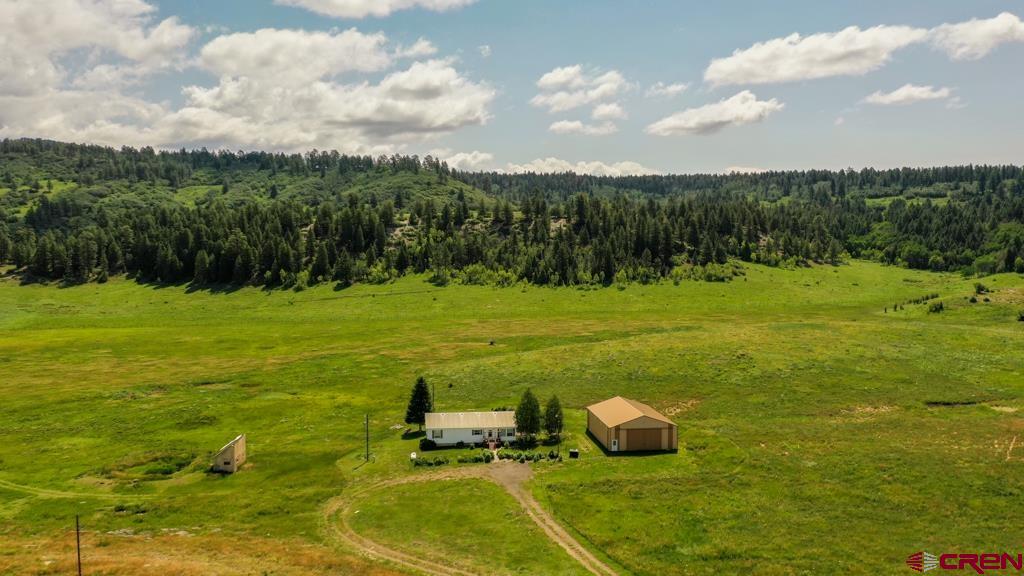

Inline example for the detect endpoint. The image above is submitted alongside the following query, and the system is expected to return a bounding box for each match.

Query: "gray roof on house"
[425,411,516,429]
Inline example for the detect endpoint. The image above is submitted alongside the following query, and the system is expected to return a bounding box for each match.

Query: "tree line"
[1,139,1022,288]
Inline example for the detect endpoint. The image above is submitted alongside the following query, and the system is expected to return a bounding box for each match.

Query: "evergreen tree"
[543,395,564,439]
[404,376,433,431]
[515,389,542,439]
[193,250,211,285]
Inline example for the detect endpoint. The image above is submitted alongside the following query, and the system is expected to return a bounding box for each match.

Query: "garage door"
[626,428,663,451]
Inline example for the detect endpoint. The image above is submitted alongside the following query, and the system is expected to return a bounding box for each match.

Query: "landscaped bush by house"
[455,451,493,464]
[418,438,437,451]
[413,456,449,467]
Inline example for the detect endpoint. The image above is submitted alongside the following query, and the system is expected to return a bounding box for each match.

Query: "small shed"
[586,397,677,452]
[212,434,247,473]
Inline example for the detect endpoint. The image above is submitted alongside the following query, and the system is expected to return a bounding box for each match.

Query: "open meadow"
[1,261,1023,575]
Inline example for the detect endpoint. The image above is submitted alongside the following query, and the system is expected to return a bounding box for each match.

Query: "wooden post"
[75,514,82,576]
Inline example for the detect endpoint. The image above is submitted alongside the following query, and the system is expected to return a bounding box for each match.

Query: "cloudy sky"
[1,0,1022,175]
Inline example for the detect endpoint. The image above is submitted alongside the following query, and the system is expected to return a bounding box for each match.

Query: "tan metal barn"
[586,397,677,452]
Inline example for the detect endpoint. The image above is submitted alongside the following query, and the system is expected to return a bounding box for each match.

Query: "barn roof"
[425,411,516,429]
[586,397,674,428]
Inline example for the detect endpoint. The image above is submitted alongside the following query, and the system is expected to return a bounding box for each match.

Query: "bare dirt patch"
[663,399,700,417]
[0,533,395,576]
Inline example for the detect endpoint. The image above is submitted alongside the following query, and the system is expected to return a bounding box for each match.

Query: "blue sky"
[1,0,1022,174]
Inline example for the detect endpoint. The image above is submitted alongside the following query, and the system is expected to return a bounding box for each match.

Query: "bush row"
[496,449,562,463]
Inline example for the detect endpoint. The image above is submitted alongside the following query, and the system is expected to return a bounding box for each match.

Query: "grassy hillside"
[1,260,1022,574]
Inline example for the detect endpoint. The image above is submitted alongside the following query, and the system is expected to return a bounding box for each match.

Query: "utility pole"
[75,514,82,576]
[364,414,370,462]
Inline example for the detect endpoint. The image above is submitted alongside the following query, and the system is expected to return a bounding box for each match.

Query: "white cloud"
[444,150,494,170]
[274,0,477,19]
[592,102,626,121]
[396,38,438,59]
[834,116,846,126]
[170,58,495,149]
[199,28,394,84]
[536,65,587,90]
[478,44,492,58]
[930,12,1024,60]
[704,25,927,86]
[645,82,689,98]
[548,120,618,136]
[945,96,967,110]
[0,0,195,96]
[646,90,784,136]
[505,158,660,177]
[0,3,495,155]
[531,65,628,113]
[863,84,952,106]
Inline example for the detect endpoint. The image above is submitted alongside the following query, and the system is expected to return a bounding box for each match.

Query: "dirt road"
[321,462,619,576]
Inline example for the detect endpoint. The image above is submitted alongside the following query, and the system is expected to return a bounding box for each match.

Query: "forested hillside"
[0,138,1022,288]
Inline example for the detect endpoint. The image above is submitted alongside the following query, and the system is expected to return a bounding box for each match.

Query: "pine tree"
[544,395,563,439]
[515,389,542,439]
[193,250,210,285]
[404,376,433,431]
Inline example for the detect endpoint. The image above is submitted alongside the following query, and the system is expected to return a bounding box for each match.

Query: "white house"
[424,411,516,447]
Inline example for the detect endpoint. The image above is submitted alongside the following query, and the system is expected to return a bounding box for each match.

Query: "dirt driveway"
[322,461,619,576]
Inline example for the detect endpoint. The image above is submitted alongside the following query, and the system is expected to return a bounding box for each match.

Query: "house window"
[223,461,231,466]
[504,428,516,436]
[471,429,482,436]
[431,429,444,439]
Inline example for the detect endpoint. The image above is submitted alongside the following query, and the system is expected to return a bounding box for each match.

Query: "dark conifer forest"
[0,138,1022,288]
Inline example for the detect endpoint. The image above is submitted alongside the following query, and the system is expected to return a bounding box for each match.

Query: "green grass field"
[1,261,1022,575]
[349,478,589,576]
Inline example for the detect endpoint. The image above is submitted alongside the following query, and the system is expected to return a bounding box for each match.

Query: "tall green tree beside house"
[404,376,433,431]
[515,389,542,439]
[544,395,564,439]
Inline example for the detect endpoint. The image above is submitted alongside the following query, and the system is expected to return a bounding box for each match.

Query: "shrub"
[1018,310,1024,322]
[928,301,945,314]
[533,453,543,462]
[974,282,989,294]
[548,450,557,460]
[969,296,978,303]
[418,438,437,451]
[483,451,494,463]
[455,441,465,449]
